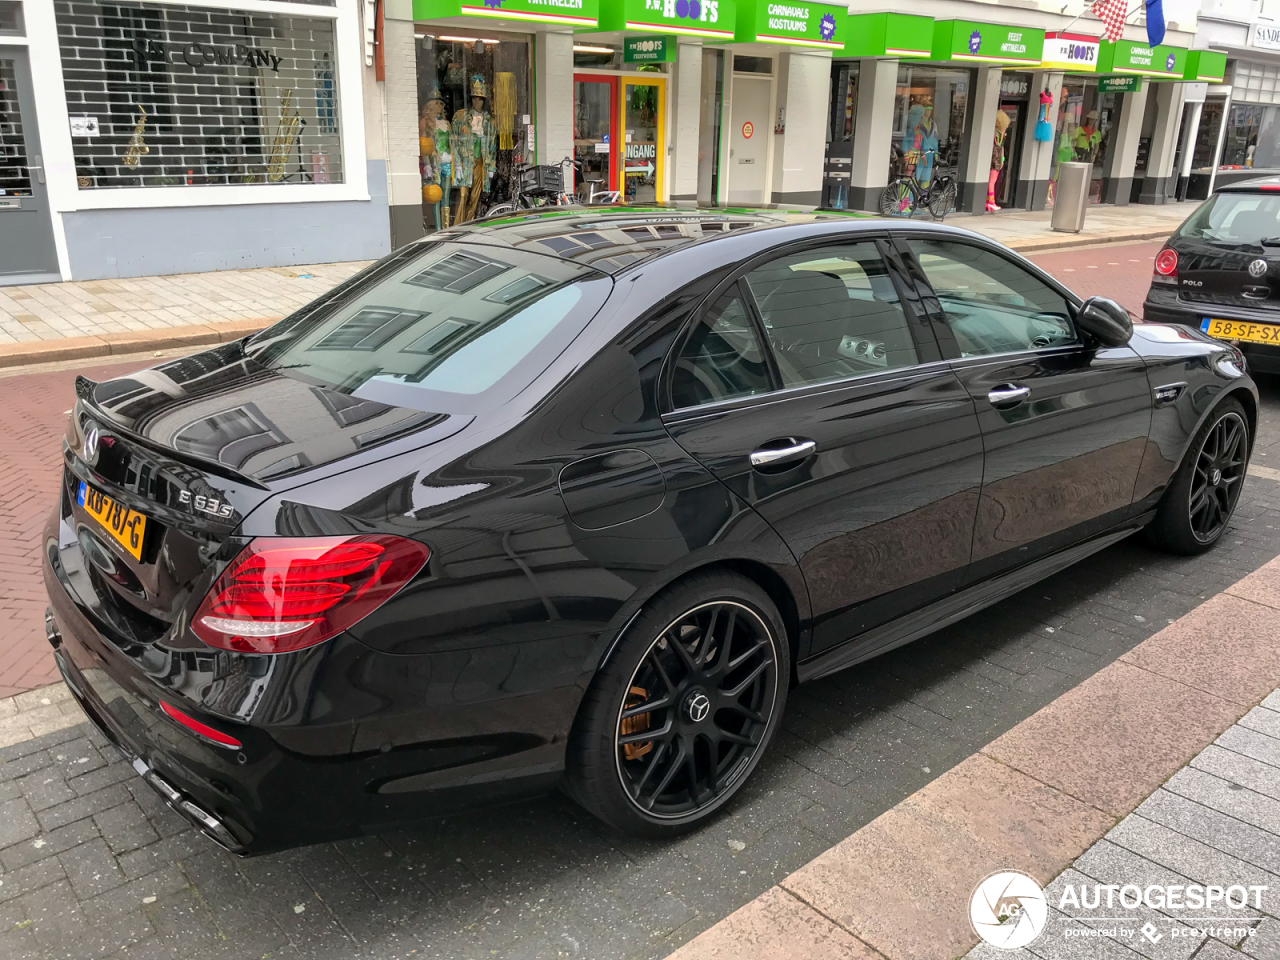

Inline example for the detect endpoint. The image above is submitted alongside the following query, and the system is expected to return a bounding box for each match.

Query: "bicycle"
[879,150,958,220]
[484,158,619,218]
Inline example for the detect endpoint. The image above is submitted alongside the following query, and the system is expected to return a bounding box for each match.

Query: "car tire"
[1146,397,1250,555]
[564,570,790,837]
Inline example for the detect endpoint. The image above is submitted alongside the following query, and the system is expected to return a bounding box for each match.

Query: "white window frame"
[24,0,369,212]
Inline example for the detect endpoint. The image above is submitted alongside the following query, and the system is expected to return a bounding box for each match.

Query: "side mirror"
[1077,297,1133,347]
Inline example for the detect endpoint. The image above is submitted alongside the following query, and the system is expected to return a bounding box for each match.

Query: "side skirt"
[795,516,1152,684]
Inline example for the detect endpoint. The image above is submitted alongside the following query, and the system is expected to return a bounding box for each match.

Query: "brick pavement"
[673,557,1280,960]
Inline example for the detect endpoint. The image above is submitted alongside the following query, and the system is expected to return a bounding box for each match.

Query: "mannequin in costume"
[452,75,496,225]
[987,109,1011,213]
[419,90,451,230]
[901,103,939,185]
[1074,110,1101,162]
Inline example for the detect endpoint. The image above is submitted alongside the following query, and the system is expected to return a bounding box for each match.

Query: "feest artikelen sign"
[415,0,600,25]
[734,0,845,49]
[932,20,1044,65]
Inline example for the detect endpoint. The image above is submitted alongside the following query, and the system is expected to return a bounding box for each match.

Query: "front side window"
[57,1,342,189]
[744,241,918,387]
[908,239,1076,358]
[670,285,771,409]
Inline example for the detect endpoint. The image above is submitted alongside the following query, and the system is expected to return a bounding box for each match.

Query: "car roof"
[1217,175,1280,194]
[431,206,876,274]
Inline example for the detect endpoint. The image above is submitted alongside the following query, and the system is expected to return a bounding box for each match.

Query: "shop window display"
[1220,103,1280,170]
[415,32,530,229]
[891,65,969,187]
[55,0,343,189]
[1047,79,1116,205]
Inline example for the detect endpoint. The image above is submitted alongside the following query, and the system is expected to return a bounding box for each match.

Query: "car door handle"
[987,384,1031,408]
[750,440,816,468]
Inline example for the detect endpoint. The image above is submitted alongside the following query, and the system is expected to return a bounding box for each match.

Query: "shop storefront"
[4,0,379,282]
[409,0,590,227]
[1048,77,1122,204]
[1219,59,1280,177]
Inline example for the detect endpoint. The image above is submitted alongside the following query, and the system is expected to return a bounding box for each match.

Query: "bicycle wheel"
[880,180,916,217]
[927,180,958,220]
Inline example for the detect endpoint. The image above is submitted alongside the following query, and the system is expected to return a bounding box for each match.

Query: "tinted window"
[671,285,771,409]
[245,242,608,413]
[1176,192,1280,248]
[908,240,1075,357]
[745,241,917,387]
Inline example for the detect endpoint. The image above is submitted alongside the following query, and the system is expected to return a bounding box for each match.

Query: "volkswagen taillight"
[1153,247,1179,285]
[192,536,429,654]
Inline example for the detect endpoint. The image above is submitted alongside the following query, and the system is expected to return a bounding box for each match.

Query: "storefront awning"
[595,0,734,39]
[413,0,599,27]
[1096,39,1187,79]
[1041,32,1100,72]
[839,13,933,59]
[930,20,1043,65]
[1184,49,1227,83]
[734,0,845,49]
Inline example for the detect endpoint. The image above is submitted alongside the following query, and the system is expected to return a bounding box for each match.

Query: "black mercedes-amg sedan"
[45,210,1255,854]
[1144,176,1280,373]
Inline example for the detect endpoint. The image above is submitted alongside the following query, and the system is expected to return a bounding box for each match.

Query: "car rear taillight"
[160,700,243,749]
[192,535,429,654]
[1153,247,1179,285]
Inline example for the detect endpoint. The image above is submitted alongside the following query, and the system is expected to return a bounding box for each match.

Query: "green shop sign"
[734,0,845,49]
[1096,39,1187,78]
[1098,75,1143,93]
[624,35,677,61]
[931,20,1044,65]
[841,13,933,58]
[595,0,734,40]
[413,0,598,26]
[1184,49,1226,82]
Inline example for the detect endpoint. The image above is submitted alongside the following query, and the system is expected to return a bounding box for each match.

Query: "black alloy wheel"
[1147,397,1251,555]
[615,601,778,818]
[1188,410,1248,543]
[564,571,789,836]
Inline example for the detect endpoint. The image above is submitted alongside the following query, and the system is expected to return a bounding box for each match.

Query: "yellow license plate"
[77,481,147,561]
[1201,317,1280,345]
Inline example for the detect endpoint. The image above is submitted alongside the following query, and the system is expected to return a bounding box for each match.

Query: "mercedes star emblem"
[1249,258,1269,278]
[684,690,711,723]
[82,423,100,463]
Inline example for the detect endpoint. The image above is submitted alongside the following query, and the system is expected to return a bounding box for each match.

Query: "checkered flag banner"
[1090,0,1131,41]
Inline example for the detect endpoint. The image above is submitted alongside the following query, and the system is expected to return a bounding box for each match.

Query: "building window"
[0,1,24,35]
[892,64,970,187]
[56,1,342,189]
[1221,102,1280,170]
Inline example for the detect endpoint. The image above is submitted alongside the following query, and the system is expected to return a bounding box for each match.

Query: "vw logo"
[82,423,100,463]
[1249,259,1269,278]
[684,690,711,723]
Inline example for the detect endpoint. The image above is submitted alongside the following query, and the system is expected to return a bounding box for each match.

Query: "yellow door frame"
[619,76,666,204]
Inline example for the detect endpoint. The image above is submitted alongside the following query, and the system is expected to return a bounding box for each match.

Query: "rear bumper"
[43,533,568,854]
[1143,289,1280,374]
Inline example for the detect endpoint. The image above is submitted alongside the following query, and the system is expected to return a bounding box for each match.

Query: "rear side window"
[744,241,917,387]
[1177,192,1280,247]
[670,284,772,409]
[245,243,609,413]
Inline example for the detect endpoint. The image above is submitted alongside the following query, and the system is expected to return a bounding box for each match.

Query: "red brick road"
[0,358,148,698]
[0,241,1173,699]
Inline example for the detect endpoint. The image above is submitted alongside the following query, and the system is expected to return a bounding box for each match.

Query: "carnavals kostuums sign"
[932,19,1044,65]
[735,0,844,49]
[1097,39,1187,78]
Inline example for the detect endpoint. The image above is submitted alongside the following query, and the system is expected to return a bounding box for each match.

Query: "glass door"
[621,78,664,203]
[574,75,618,197]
